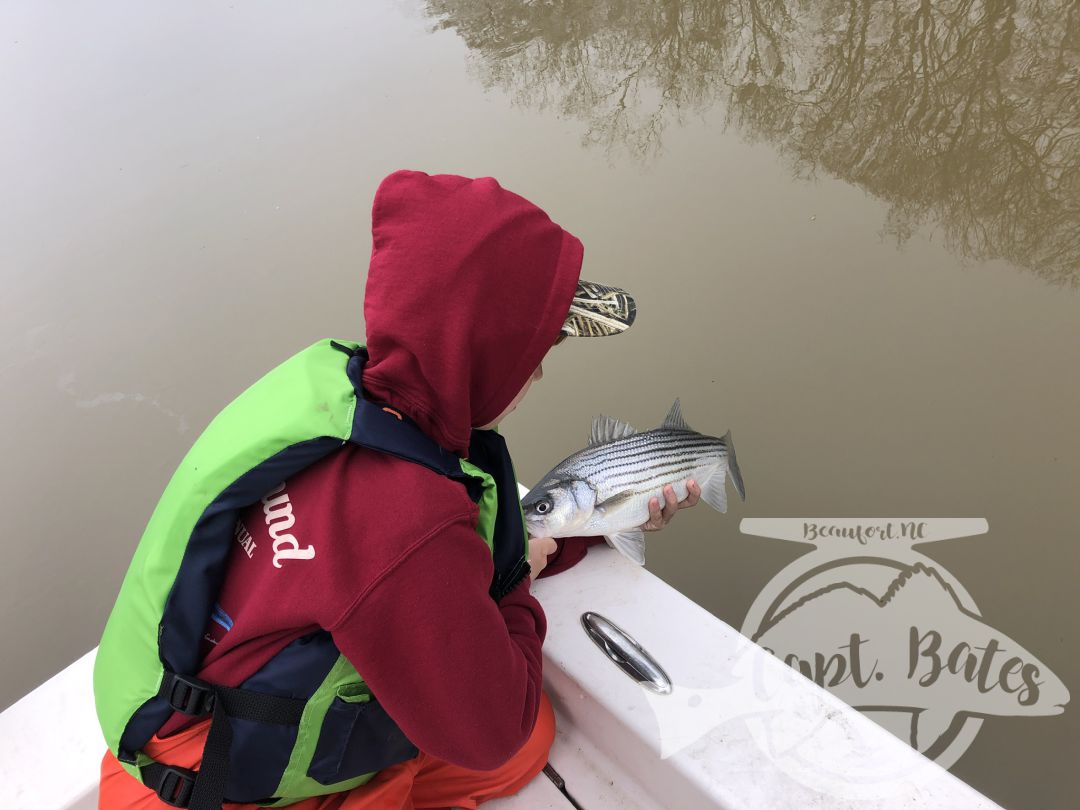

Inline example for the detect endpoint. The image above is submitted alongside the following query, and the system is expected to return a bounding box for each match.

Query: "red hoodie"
[169,171,599,771]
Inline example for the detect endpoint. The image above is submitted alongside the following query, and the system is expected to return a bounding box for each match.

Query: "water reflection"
[426,0,1080,284]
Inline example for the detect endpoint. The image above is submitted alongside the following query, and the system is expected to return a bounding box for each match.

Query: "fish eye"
[535,500,551,514]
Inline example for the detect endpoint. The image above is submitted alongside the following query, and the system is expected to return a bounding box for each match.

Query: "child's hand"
[640,480,702,532]
[528,536,558,579]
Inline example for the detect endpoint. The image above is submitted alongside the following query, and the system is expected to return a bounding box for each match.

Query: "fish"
[521,399,745,565]
[751,563,1071,753]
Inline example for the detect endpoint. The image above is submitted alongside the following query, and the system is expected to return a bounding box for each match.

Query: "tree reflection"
[426,0,1080,284]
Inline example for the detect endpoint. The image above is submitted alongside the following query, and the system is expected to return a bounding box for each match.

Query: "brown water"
[2,2,1077,807]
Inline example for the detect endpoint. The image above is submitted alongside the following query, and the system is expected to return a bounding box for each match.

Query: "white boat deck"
[0,543,1004,810]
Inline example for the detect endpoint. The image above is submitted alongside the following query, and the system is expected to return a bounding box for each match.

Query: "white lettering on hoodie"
[262,482,315,568]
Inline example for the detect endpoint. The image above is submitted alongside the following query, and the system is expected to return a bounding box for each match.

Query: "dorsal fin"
[588,415,637,446]
[661,398,691,431]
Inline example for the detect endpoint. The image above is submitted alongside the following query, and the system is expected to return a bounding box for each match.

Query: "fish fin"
[589,415,637,446]
[606,529,646,565]
[661,398,692,431]
[595,490,635,515]
[913,709,958,753]
[699,470,729,513]
[722,430,745,501]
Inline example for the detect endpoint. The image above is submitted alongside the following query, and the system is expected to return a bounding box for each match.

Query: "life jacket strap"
[143,671,308,808]
[142,763,196,807]
[160,671,216,716]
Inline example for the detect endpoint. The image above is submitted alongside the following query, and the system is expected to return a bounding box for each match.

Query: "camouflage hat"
[560,280,637,338]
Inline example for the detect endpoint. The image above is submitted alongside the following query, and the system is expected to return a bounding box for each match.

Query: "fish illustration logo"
[739,519,1070,770]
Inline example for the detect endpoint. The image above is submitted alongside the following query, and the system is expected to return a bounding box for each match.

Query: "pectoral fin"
[606,529,646,565]
[595,490,635,515]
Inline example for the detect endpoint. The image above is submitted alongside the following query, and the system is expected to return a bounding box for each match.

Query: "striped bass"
[521,399,745,565]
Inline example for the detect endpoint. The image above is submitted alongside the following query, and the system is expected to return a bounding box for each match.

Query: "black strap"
[467,429,531,600]
[143,672,307,808]
[156,671,307,725]
[142,763,197,807]
[185,697,231,810]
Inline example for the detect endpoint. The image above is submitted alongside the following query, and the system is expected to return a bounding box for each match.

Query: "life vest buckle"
[163,671,216,716]
[154,765,197,807]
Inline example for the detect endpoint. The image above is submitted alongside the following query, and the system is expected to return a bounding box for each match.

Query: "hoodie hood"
[361,170,583,456]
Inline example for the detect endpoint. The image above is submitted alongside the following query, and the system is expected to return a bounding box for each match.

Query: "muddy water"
[2,2,1077,807]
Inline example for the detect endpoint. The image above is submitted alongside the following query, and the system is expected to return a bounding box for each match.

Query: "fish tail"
[722,429,746,501]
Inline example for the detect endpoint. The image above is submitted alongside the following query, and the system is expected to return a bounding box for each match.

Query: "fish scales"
[589,439,723,476]
[569,431,723,469]
[566,450,724,489]
[603,462,711,494]
[599,464,719,502]
[574,433,725,490]
[560,440,726,484]
[573,431,716,463]
[578,441,722,476]
[593,450,718,489]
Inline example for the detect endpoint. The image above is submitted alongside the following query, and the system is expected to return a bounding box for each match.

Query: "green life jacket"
[93,340,531,809]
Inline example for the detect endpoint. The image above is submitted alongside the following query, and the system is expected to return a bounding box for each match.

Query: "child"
[96,170,699,809]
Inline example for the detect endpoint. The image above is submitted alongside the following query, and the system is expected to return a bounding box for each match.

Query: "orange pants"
[99,692,555,810]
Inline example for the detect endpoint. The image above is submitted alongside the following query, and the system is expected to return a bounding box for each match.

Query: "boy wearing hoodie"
[97,170,699,809]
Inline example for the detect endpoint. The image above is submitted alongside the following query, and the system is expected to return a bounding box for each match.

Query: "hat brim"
[560,280,636,338]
